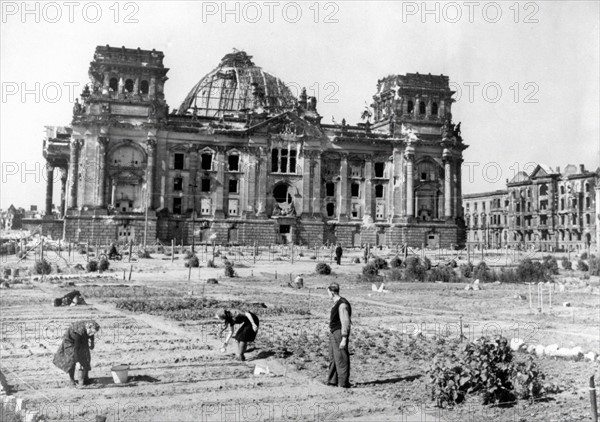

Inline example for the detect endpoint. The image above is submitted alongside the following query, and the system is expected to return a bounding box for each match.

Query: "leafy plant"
[580,252,588,260]
[459,262,474,278]
[516,258,548,283]
[34,259,52,275]
[426,266,459,283]
[370,256,389,270]
[86,260,98,272]
[427,336,547,407]
[423,256,432,271]
[224,262,235,277]
[577,260,589,272]
[590,258,600,276]
[186,255,200,268]
[207,259,216,268]
[390,256,402,268]
[362,263,379,276]
[561,257,572,270]
[473,261,493,282]
[541,255,559,275]
[98,258,110,272]
[315,262,331,275]
[404,257,426,282]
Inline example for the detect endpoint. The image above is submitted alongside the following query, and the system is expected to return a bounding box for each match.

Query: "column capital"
[146,137,157,151]
[70,138,84,148]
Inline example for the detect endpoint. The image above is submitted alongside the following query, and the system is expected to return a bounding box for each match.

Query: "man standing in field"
[326,282,352,388]
[335,243,343,265]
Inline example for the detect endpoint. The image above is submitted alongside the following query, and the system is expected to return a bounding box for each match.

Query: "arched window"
[586,214,591,224]
[407,101,414,113]
[109,77,118,92]
[539,184,548,195]
[585,182,590,193]
[419,101,426,114]
[560,186,565,195]
[375,184,384,198]
[124,79,134,93]
[560,198,564,210]
[140,80,149,94]
[431,102,438,115]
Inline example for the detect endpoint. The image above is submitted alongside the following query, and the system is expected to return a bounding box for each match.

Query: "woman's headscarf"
[85,320,100,336]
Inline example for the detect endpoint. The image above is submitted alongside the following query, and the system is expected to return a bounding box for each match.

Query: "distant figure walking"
[326,283,352,388]
[53,320,100,386]
[335,243,343,265]
[216,308,259,361]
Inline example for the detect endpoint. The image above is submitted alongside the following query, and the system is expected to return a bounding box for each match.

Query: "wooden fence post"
[591,375,598,422]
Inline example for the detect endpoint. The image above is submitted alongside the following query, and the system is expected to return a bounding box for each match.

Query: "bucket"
[111,364,129,384]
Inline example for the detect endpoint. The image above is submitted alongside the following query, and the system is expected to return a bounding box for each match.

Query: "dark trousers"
[328,329,350,387]
[335,255,342,265]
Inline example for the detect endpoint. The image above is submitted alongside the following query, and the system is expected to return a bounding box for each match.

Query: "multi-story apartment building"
[464,164,599,251]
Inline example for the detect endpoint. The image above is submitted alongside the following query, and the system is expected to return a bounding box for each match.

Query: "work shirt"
[330,297,352,337]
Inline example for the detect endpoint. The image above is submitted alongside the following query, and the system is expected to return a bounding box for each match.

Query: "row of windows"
[171,152,241,172]
[405,101,439,115]
[172,198,239,216]
[173,177,239,194]
[324,182,385,198]
[109,77,150,94]
[323,202,386,219]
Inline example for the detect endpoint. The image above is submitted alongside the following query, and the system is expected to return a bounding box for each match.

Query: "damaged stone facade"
[463,164,599,251]
[42,46,467,247]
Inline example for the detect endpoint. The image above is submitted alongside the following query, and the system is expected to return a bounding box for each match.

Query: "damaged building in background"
[41,45,467,247]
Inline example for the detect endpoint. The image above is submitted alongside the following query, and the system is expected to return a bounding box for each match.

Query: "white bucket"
[111,364,129,384]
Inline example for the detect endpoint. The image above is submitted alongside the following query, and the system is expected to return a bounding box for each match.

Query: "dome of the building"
[177,50,296,117]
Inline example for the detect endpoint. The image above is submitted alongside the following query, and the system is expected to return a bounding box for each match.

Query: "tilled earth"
[1,253,599,421]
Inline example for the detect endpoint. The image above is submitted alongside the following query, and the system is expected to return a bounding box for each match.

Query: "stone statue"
[73,99,83,115]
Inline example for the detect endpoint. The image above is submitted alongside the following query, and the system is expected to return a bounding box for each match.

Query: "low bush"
[352,257,361,264]
[224,262,235,277]
[207,259,216,268]
[362,263,379,276]
[86,260,98,272]
[493,268,519,284]
[386,268,403,281]
[426,266,459,283]
[315,262,331,275]
[98,258,110,272]
[577,260,589,272]
[590,258,600,276]
[561,257,572,270]
[542,255,559,275]
[428,336,547,407]
[459,262,474,278]
[390,256,402,268]
[516,258,548,283]
[186,255,200,268]
[34,259,52,275]
[473,261,494,282]
[423,256,432,271]
[580,252,588,260]
[185,250,194,259]
[446,259,458,268]
[370,256,389,270]
[404,257,426,282]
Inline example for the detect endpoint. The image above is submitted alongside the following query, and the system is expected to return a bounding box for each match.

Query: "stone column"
[60,168,68,216]
[245,149,256,216]
[97,137,108,208]
[134,78,139,94]
[392,147,403,222]
[214,147,225,218]
[68,138,80,209]
[405,146,415,218]
[301,152,311,216]
[455,158,463,218]
[443,149,453,220]
[338,154,348,221]
[146,138,156,209]
[256,148,268,218]
[364,158,373,219]
[45,163,54,215]
[111,179,117,207]
[149,77,156,96]
[189,147,198,211]
[312,155,321,217]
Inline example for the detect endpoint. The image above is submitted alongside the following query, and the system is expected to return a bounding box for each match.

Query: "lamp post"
[143,183,149,250]
[189,183,197,253]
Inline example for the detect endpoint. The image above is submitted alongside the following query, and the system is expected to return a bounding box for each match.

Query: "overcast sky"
[1,1,599,210]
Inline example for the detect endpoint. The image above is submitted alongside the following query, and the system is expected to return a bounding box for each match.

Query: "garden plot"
[1,250,600,421]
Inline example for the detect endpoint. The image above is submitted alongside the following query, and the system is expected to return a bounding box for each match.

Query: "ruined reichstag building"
[42,46,467,247]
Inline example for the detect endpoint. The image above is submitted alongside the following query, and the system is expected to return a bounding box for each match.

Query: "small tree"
[561,257,572,270]
[404,257,426,282]
[370,256,388,270]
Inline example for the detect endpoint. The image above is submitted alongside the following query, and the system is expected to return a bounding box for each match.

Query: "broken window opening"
[228,155,239,171]
[374,162,385,178]
[325,182,335,197]
[351,183,360,198]
[174,153,185,170]
[201,153,213,171]
[229,179,238,193]
[173,177,183,191]
[201,178,211,192]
